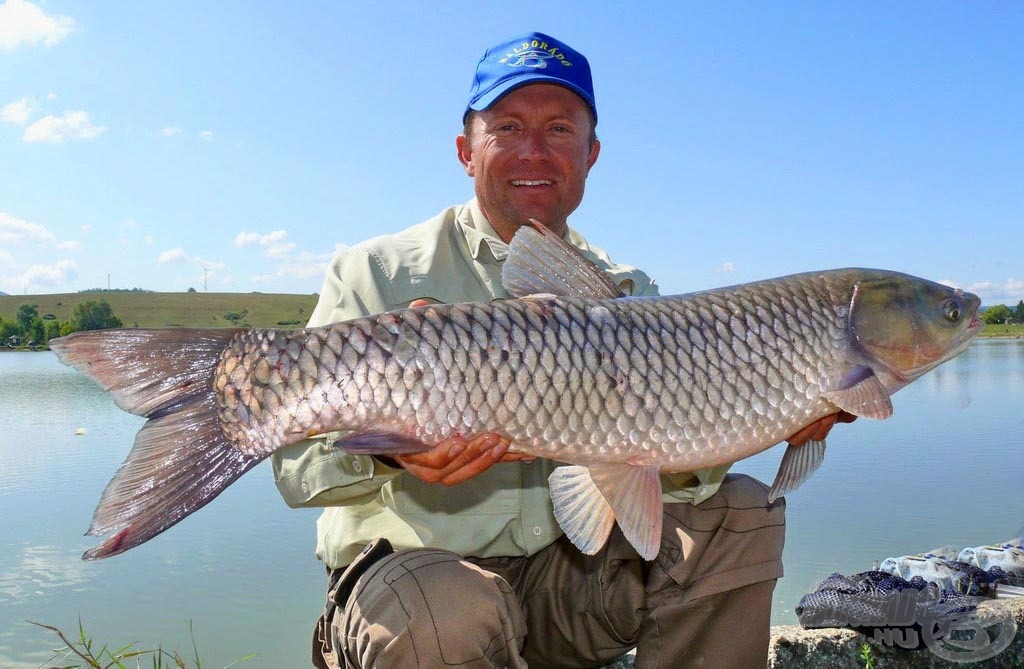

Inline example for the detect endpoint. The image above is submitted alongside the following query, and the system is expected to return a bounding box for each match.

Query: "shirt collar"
[458,198,509,263]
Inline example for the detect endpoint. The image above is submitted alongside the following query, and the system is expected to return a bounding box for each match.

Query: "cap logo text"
[499,39,573,68]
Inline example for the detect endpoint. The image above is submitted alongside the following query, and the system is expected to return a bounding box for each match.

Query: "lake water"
[1,341,1022,667]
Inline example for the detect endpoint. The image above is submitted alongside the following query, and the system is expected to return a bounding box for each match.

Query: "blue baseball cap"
[464,32,596,123]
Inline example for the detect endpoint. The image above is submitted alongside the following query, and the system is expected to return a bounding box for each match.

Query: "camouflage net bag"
[795,570,986,650]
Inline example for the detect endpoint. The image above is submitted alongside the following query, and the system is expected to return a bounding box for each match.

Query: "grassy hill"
[0,291,319,329]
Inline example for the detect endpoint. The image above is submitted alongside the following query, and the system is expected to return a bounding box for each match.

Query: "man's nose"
[518,128,550,161]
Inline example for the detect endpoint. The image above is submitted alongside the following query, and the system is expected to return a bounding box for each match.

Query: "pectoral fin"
[548,463,664,560]
[821,365,893,419]
[769,439,827,503]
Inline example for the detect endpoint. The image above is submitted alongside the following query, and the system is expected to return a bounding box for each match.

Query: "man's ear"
[585,138,601,174]
[456,134,474,177]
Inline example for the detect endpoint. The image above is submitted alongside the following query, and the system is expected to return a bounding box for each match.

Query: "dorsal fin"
[502,219,625,299]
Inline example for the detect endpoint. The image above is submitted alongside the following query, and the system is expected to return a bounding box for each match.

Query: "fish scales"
[50,220,981,560]
[215,274,848,470]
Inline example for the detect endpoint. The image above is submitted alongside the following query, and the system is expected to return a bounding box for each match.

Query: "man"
[273,32,849,668]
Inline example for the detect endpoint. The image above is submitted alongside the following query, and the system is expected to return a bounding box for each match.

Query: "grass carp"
[51,223,983,561]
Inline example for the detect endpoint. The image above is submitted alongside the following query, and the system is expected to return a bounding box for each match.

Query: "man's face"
[457,83,600,242]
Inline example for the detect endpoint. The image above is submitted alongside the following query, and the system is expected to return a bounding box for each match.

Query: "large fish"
[51,223,983,561]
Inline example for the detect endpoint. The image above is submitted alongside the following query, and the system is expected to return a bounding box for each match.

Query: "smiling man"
[273,32,843,669]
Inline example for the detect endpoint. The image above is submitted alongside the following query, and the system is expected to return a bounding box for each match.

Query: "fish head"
[848,272,983,387]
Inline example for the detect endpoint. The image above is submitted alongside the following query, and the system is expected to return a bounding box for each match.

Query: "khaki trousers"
[314,474,785,669]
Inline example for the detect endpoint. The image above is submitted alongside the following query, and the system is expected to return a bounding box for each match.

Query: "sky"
[1,1,1022,306]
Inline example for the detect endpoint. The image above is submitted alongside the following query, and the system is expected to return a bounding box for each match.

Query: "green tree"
[16,304,39,332]
[72,299,123,331]
[1015,300,1024,323]
[43,320,62,343]
[982,304,1013,325]
[0,318,18,343]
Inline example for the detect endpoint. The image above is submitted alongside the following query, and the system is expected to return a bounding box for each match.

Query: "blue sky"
[2,1,1022,306]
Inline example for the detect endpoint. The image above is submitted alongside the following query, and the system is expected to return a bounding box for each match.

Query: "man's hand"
[786,411,857,446]
[398,299,534,485]
[396,433,533,485]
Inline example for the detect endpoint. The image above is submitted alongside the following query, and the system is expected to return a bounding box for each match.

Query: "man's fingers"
[439,437,510,485]
[396,433,511,484]
[786,413,837,446]
[835,410,858,424]
[786,410,860,447]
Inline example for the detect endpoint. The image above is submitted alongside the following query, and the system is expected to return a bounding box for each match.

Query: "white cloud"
[943,278,1024,307]
[158,247,187,264]
[274,250,342,281]
[80,224,93,234]
[157,247,227,289]
[56,239,80,251]
[24,110,105,143]
[160,126,181,137]
[0,0,74,50]
[4,259,78,292]
[0,249,12,263]
[716,261,737,273]
[234,229,296,257]
[0,211,56,244]
[1,96,34,125]
[199,130,213,141]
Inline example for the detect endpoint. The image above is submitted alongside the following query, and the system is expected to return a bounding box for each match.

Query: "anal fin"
[768,439,827,503]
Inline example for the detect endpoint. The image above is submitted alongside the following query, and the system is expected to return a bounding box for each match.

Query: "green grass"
[980,322,1024,338]
[29,618,256,668]
[0,292,318,329]
[4,291,1024,338]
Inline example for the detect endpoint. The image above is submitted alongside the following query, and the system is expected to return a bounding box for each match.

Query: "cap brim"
[467,75,597,120]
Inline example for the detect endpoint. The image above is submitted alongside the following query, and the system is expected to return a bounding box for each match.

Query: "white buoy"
[74,427,87,435]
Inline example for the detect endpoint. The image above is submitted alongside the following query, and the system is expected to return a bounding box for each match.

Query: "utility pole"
[204,268,208,293]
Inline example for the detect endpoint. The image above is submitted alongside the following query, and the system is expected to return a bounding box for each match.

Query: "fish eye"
[943,298,962,322]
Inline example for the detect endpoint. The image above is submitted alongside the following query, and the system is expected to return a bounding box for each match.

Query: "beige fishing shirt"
[271,199,730,568]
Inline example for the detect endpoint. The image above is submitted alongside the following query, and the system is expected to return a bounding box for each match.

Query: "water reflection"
[2,342,1023,659]
[0,543,91,603]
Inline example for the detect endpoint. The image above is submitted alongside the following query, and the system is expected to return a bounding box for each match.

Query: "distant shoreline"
[4,330,1021,354]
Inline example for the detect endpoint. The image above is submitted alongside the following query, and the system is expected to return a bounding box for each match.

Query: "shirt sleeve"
[270,247,406,509]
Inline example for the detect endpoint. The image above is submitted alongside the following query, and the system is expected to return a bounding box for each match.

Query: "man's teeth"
[511,180,552,186]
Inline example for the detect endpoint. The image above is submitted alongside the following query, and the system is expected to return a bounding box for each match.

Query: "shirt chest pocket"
[392,273,504,308]
[392,465,521,516]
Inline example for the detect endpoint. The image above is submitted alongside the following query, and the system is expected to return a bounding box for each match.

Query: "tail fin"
[51,329,264,560]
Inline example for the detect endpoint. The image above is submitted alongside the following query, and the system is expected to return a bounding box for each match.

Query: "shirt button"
[301,481,309,493]
[532,526,543,537]
[352,459,363,473]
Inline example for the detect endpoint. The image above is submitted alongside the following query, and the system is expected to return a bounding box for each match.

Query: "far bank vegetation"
[0,291,318,349]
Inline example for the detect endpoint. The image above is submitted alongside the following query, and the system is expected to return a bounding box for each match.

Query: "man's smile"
[510,179,554,186]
